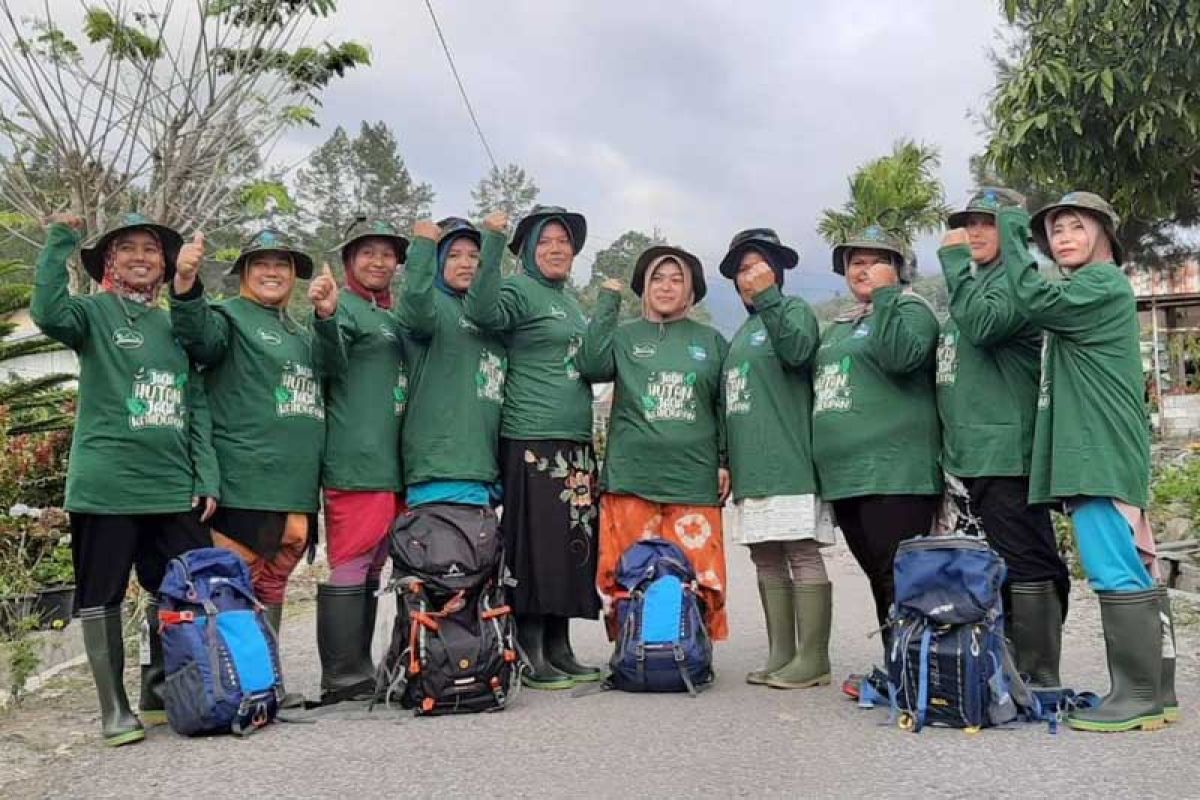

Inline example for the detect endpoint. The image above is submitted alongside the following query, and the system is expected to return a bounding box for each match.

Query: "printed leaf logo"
[126,397,148,415]
[640,395,658,412]
[274,386,293,403]
[474,372,486,387]
[840,356,852,374]
[174,373,188,388]
[684,372,697,386]
[393,386,407,403]
[738,361,750,377]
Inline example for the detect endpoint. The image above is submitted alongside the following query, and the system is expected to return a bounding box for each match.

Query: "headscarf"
[641,255,694,323]
[1044,208,1109,271]
[343,238,396,309]
[101,229,165,306]
[435,231,478,297]
[520,217,573,288]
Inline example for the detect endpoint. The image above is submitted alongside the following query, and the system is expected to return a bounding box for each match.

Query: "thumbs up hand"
[308,262,339,319]
[173,231,205,294]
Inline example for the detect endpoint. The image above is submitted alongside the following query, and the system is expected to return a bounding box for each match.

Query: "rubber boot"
[516,613,573,689]
[544,615,601,682]
[767,582,832,689]
[746,577,795,685]
[1009,580,1063,688]
[1067,589,1165,733]
[263,603,306,708]
[316,584,375,704]
[360,577,381,679]
[80,606,145,747]
[138,600,167,725]
[1160,587,1179,724]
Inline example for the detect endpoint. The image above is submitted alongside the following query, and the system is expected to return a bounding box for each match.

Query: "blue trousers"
[1069,498,1153,592]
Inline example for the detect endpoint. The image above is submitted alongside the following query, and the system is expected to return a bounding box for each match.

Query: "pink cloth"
[323,489,402,569]
[1114,500,1162,582]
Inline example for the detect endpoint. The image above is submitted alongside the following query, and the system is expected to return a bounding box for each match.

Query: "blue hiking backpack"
[885,534,1024,732]
[157,548,284,736]
[607,540,713,695]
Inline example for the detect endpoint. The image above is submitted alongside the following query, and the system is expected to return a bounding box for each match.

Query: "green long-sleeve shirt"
[723,286,820,500]
[397,233,507,486]
[999,209,1149,508]
[935,245,1042,478]
[577,289,728,505]
[463,251,592,442]
[170,284,338,513]
[811,285,942,501]
[30,223,218,514]
[313,290,406,492]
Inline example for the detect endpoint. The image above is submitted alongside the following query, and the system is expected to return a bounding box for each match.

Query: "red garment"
[323,489,402,568]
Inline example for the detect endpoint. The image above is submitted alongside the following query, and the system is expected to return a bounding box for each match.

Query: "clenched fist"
[737,262,776,298]
[412,219,441,242]
[482,211,509,233]
[46,213,84,233]
[866,260,900,291]
[308,263,339,319]
[941,228,970,249]
[176,231,205,279]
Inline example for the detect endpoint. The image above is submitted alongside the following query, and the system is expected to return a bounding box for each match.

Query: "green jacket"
[31,224,218,514]
[724,287,820,500]
[397,233,507,486]
[936,245,1041,478]
[811,286,942,501]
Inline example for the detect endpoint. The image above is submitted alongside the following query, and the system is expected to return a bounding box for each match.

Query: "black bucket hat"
[831,224,912,281]
[80,212,184,283]
[508,204,587,256]
[718,227,799,280]
[631,245,707,303]
[332,216,410,266]
[947,187,1027,229]
[1030,191,1124,266]
[230,228,315,279]
[436,216,482,249]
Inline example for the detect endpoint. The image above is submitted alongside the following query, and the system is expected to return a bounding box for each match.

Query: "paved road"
[3,544,1198,799]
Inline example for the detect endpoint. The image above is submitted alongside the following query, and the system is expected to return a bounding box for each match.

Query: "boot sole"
[766,673,831,690]
[104,728,146,747]
[138,710,168,726]
[746,672,770,685]
[562,671,603,683]
[1066,713,1167,733]
[521,675,575,690]
[1165,706,1180,724]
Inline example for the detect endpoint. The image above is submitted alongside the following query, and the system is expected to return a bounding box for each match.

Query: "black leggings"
[833,494,940,628]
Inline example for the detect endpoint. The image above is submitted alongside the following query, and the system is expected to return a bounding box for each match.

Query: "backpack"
[607,539,713,695]
[157,548,283,736]
[375,504,519,716]
[885,534,1027,732]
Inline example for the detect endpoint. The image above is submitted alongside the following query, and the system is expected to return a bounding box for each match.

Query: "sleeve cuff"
[170,276,205,301]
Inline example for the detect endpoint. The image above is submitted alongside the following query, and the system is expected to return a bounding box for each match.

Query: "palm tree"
[0,260,74,435]
[818,140,951,249]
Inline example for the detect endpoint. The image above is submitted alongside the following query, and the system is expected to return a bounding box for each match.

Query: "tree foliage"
[0,261,72,436]
[984,0,1200,263]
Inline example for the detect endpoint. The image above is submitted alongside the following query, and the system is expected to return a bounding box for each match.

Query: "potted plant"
[31,537,74,631]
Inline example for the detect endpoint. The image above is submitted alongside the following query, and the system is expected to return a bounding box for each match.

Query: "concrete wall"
[1161,393,1200,439]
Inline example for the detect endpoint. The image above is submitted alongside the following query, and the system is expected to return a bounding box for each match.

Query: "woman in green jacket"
[718,228,831,689]
[464,205,601,689]
[811,225,941,694]
[1003,193,1175,732]
[31,213,217,746]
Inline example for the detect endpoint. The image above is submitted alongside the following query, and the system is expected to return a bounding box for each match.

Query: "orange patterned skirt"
[597,493,728,641]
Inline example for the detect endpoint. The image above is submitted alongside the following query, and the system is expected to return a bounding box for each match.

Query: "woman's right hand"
[413,219,441,242]
[46,213,84,232]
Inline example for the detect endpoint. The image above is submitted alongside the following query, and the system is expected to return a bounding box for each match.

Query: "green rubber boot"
[1067,589,1165,733]
[263,603,306,708]
[138,600,167,726]
[746,578,795,685]
[1009,580,1063,688]
[545,615,602,682]
[316,584,375,704]
[1160,587,1179,724]
[360,578,381,679]
[80,606,145,747]
[767,582,832,689]
[517,613,574,690]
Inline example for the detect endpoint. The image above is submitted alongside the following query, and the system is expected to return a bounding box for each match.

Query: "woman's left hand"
[718,468,731,503]
[192,496,218,523]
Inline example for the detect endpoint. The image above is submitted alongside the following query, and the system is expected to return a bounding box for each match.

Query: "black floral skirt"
[500,437,601,618]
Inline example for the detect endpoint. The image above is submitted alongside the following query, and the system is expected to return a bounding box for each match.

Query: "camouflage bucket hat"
[831,224,911,280]
[80,212,184,283]
[631,245,708,302]
[508,204,587,256]
[230,228,315,279]
[436,216,482,249]
[332,216,410,265]
[947,186,1027,229]
[718,227,799,279]
[1030,191,1124,265]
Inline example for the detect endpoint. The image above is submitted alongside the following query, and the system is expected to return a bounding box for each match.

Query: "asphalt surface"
[2,543,1198,799]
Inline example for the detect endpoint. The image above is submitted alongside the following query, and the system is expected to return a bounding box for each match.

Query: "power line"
[423,0,499,173]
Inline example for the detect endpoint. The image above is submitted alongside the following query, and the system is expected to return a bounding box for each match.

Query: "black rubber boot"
[138,600,167,725]
[360,577,381,679]
[1067,589,1165,733]
[316,584,375,704]
[1160,587,1179,723]
[767,582,832,689]
[544,614,601,682]
[747,578,795,685]
[1009,580,1063,687]
[80,606,145,747]
[517,613,573,689]
[263,603,306,708]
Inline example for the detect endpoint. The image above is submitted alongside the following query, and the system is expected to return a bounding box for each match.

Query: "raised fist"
[866,260,900,291]
[737,262,776,297]
[941,228,970,249]
[482,211,509,233]
[412,219,441,242]
[46,213,84,232]
[308,263,339,319]
[176,231,205,279]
